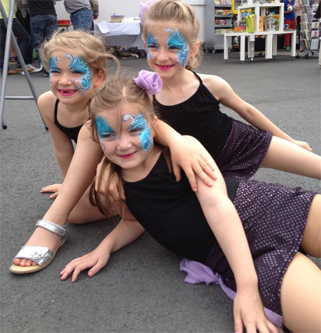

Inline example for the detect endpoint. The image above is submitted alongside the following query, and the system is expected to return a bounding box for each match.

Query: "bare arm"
[43,123,103,223]
[60,213,145,282]
[202,74,312,151]
[190,135,277,332]
[155,119,216,191]
[38,92,75,178]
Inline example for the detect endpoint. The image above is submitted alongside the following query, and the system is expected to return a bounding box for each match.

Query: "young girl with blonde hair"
[142,0,321,180]
[10,32,217,274]
[61,74,321,333]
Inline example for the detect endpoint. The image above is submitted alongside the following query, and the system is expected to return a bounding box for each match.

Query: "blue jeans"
[70,8,93,32]
[0,18,31,71]
[30,15,57,71]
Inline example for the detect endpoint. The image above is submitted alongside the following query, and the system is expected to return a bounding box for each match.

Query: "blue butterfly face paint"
[146,33,158,60]
[96,116,117,152]
[49,56,61,85]
[165,27,189,68]
[122,112,152,151]
[66,53,92,95]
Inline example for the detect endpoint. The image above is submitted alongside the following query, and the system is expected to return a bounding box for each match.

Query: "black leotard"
[153,72,232,159]
[54,99,82,143]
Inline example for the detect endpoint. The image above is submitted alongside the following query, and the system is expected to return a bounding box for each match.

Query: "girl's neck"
[61,97,90,113]
[161,68,192,89]
[121,146,162,183]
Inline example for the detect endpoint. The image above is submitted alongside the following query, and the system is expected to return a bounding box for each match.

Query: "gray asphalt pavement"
[1,51,320,333]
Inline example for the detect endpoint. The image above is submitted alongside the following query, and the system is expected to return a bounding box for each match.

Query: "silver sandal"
[10,220,68,274]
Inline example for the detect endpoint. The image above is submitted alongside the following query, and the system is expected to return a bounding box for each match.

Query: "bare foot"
[12,227,60,267]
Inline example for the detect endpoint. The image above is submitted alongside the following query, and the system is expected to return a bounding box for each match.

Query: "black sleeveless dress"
[153,72,273,179]
[54,99,83,143]
[123,152,316,319]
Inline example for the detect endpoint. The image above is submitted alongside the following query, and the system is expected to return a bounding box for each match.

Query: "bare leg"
[12,126,116,268]
[261,136,321,179]
[281,252,321,333]
[300,194,321,257]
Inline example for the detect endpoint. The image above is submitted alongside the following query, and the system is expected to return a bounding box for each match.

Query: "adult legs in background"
[284,19,296,49]
[16,8,34,67]
[30,14,57,76]
[70,9,93,32]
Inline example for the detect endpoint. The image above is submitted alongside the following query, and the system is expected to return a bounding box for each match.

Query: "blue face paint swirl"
[146,33,158,60]
[165,27,189,67]
[66,53,92,94]
[49,56,61,84]
[96,116,117,150]
[122,112,152,151]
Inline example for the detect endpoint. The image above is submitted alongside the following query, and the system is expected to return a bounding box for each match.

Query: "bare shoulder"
[38,91,57,120]
[196,73,231,99]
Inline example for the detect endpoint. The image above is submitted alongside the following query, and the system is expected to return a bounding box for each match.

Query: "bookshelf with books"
[205,0,234,52]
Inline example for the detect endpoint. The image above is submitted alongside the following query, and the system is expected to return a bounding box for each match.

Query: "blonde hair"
[89,78,157,214]
[143,0,203,70]
[41,30,119,78]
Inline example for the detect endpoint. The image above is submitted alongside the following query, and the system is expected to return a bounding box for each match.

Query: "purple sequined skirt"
[216,119,273,179]
[205,180,317,316]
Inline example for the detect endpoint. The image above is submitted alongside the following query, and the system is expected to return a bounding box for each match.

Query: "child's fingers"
[88,260,105,277]
[198,158,217,180]
[172,162,182,182]
[49,192,59,199]
[233,311,243,333]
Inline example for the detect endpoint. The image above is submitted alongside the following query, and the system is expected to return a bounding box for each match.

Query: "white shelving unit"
[205,0,233,52]
[237,3,284,33]
[224,2,297,62]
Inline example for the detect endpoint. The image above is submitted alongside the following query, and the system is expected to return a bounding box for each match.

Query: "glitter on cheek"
[165,27,189,68]
[122,112,152,151]
[139,127,152,151]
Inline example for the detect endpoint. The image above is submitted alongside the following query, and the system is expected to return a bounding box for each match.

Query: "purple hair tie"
[133,70,163,95]
[140,0,154,25]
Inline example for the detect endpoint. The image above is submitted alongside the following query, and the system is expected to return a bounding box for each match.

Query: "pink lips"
[58,89,77,96]
[118,152,136,159]
[156,64,174,71]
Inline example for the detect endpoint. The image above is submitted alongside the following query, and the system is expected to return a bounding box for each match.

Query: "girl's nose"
[157,48,169,61]
[117,135,132,150]
[59,73,73,85]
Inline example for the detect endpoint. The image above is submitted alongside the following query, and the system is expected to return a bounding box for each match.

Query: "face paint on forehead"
[66,53,92,95]
[165,27,189,68]
[122,112,152,151]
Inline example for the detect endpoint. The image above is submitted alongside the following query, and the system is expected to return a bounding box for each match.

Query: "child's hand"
[40,183,62,199]
[60,248,110,282]
[170,135,217,191]
[292,139,312,152]
[233,288,282,333]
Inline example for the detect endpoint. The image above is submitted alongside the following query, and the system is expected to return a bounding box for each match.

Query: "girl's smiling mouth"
[58,89,77,96]
[156,64,175,71]
[117,152,137,159]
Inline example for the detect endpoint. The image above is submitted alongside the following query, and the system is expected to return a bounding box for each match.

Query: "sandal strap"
[15,246,54,266]
[35,219,67,237]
